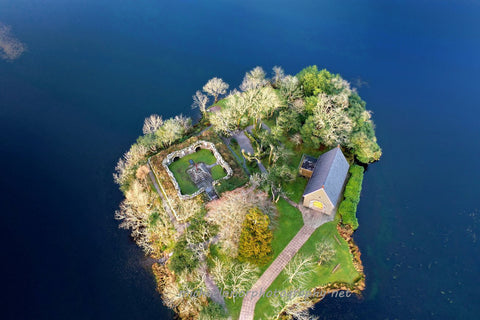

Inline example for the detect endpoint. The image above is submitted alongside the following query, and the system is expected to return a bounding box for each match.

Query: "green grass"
[254,220,361,320]
[283,175,308,204]
[229,138,242,158]
[262,118,276,130]
[214,175,248,195]
[211,165,227,180]
[210,97,229,109]
[168,149,218,195]
[259,198,304,274]
[225,296,243,320]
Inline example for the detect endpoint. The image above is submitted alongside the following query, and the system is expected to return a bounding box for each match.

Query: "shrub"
[338,199,359,230]
[199,301,227,320]
[169,239,198,274]
[338,165,364,230]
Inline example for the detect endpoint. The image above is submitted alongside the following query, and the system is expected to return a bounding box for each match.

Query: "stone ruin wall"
[162,140,233,200]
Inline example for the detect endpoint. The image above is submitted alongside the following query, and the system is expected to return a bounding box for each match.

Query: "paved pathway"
[232,130,267,174]
[282,196,335,228]
[232,131,254,155]
[221,136,250,174]
[199,258,227,310]
[239,225,317,320]
[245,123,271,134]
[239,196,334,320]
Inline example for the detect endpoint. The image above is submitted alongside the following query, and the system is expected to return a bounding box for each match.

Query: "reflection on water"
[0,22,25,61]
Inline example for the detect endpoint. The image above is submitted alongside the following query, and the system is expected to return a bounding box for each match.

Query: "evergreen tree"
[238,208,273,264]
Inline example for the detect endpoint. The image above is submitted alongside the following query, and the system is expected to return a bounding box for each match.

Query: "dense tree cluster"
[114,114,193,191]
[205,187,275,257]
[114,178,176,256]
[203,65,381,164]
[206,67,283,135]
[297,66,381,163]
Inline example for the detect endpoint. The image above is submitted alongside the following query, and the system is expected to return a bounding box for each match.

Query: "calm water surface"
[1,0,479,319]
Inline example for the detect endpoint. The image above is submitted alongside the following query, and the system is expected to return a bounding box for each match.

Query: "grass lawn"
[283,175,308,204]
[262,118,276,130]
[209,97,229,109]
[254,220,361,319]
[168,149,218,195]
[211,165,227,180]
[259,198,304,274]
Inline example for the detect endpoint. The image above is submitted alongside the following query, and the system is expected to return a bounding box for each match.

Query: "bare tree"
[115,179,157,254]
[142,114,164,134]
[162,269,207,318]
[113,144,149,185]
[156,115,192,147]
[208,106,237,136]
[242,86,282,129]
[290,133,303,146]
[174,197,204,222]
[271,66,285,87]
[331,76,353,96]
[240,66,268,91]
[226,92,249,127]
[136,165,150,180]
[291,98,306,113]
[191,90,209,116]
[316,241,336,265]
[283,254,315,287]
[210,257,259,295]
[311,92,353,147]
[279,75,303,103]
[268,288,318,320]
[203,77,229,103]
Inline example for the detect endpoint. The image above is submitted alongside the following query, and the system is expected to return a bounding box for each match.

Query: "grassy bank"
[254,219,361,319]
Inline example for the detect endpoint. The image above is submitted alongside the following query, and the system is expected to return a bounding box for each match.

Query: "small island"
[114,65,381,320]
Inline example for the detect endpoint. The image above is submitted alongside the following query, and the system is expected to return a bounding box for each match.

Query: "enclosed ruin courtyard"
[164,142,231,199]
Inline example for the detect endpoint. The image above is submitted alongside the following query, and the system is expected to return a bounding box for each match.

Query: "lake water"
[1,0,479,319]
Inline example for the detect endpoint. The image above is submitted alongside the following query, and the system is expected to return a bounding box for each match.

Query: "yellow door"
[312,201,323,210]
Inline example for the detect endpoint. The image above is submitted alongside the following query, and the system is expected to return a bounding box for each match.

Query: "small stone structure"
[162,140,233,200]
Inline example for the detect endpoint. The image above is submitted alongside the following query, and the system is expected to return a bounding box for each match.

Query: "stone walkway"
[238,196,333,320]
[283,196,335,228]
[232,130,267,173]
[232,131,254,155]
[239,224,316,320]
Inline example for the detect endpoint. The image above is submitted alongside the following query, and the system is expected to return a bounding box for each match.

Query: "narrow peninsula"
[114,65,382,320]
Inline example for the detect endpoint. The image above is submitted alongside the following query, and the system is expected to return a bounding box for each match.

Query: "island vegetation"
[114,65,381,319]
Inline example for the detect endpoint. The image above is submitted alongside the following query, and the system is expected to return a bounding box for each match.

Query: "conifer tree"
[238,207,273,264]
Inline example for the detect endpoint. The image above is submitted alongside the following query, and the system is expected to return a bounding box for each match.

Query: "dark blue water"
[1,0,479,319]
